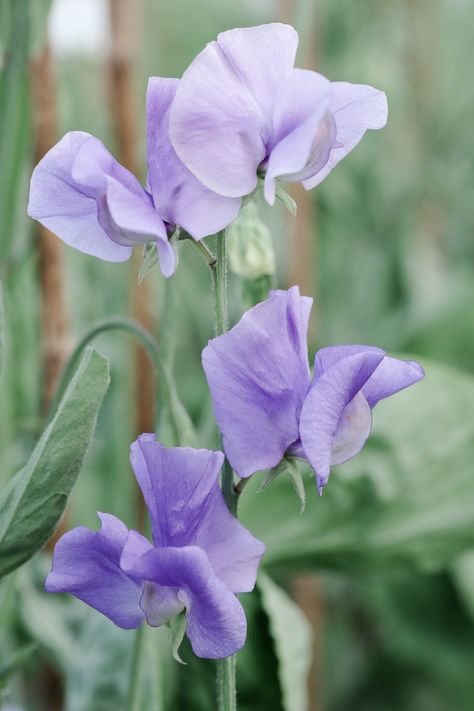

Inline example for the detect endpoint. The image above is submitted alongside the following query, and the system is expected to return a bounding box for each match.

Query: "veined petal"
[28,131,176,276]
[45,513,144,629]
[131,545,247,659]
[264,69,334,204]
[303,82,388,189]
[300,349,384,491]
[129,437,223,547]
[28,132,132,262]
[170,24,298,197]
[202,287,312,477]
[146,77,240,239]
[362,356,425,408]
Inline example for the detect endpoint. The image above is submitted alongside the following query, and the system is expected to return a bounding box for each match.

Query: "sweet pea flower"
[202,287,424,492]
[168,23,388,205]
[28,81,240,276]
[45,436,264,659]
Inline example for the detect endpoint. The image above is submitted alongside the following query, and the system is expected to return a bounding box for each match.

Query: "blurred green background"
[1,0,474,709]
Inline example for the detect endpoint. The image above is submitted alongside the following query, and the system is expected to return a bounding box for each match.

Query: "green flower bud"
[228,204,276,280]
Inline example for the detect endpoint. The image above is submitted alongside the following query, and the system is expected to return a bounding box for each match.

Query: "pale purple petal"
[120,530,184,626]
[194,492,265,594]
[28,131,176,276]
[131,546,247,658]
[170,24,298,197]
[129,436,224,547]
[329,391,372,466]
[264,69,334,204]
[28,132,132,262]
[299,350,385,490]
[313,345,384,380]
[362,356,425,408]
[146,77,240,239]
[303,82,388,189]
[202,287,312,477]
[45,513,144,629]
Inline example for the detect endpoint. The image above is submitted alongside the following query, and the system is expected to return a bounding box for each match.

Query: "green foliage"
[242,359,474,574]
[0,348,110,577]
[258,573,312,711]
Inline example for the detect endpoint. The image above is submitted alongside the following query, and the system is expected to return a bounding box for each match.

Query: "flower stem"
[216,654,237,711]
[212,230,238,711]
[127,625,146,711]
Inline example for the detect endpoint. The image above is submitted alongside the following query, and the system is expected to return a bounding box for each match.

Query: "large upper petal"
[45,513,144,629]
[146,77,240,239]
[129,436,264,591]
[123,545,247,659]
[28,131,176,275]
[202,287,312,477]
[303,82,388,189]
[299,349,385,491]
[130,436,222,547]
[170,24,298,198]
[263,68,334,204]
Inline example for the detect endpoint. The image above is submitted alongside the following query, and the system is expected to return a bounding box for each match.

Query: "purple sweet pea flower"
[168,23,388,205]
[202,287,424,492]
[28,85,240,275]
[45,436,265,659]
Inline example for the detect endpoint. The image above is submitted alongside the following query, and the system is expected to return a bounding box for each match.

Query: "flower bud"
[228,204,276,280]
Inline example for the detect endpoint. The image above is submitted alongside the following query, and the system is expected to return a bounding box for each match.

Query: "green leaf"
[258,573,312,711]
[275,184,297,216]
[0,282,4,379]
[139,242,159,284]
[259,459,306,513]
[0,642,36,690]
[241,359,474,573]
[167,611,187,665]
[0,347,110,577]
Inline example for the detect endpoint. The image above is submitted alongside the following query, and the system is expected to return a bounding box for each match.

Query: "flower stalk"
[212,230,238,710]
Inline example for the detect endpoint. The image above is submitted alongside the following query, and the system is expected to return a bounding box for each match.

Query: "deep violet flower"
[27,81,240,276]
[202,287,424,492]
[45,436,264,659]
[168,23,388,205]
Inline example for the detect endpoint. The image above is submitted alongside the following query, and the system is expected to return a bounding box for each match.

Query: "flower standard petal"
[299,349,385,491]
[45,513,145,629]
[202,287,312,477]
[170,24,298,197]
[130,436,224,547]
[263,68,334,204]
[127,545,247,659]
[303,82,388,189]
[146,77,240,239]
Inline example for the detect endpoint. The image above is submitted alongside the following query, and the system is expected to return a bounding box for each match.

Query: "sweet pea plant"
[23,23,424,710]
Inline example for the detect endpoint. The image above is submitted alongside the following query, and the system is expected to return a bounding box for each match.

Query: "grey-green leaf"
[167,611,187,665]
[0,347,110,577]
[275,184,297,216]
[241,359,474,574]
[258,573,312,711]
[138,242,159,284]
[0,282,4,379]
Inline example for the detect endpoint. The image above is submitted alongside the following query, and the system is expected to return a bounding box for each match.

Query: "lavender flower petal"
[170,23,298,197]
[303,82,388,189]
[124,545,247,658]
[129,436,264,591]
[362,356,425,408]
[28,131,176,276]
[45,513,144,629]
[263,68,334,204]
[299,349,385,490]
[146,77,240,239]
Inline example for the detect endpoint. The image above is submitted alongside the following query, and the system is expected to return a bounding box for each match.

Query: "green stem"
[216,654,237,711]
[212,230,238,711]
[48,316,181,444]
[127,625,146,711]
